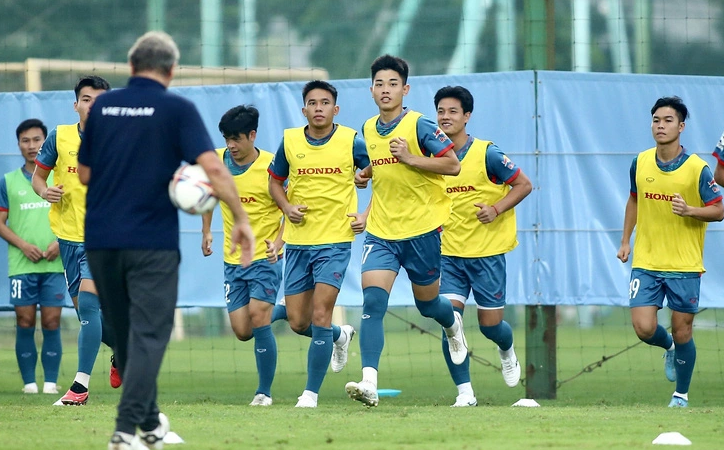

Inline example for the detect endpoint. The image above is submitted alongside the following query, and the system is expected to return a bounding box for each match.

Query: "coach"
[78,31,254,449]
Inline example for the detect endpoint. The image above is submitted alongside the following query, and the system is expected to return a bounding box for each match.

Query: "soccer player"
[434,86,532,406]
[617,96,723,408]
[201,105,283,407]
[31,75,120,406]
[78,31,254,449]
[268,80,368,408]
[713,131,724,186]
[345,55,468,408]
[0,119,66,395]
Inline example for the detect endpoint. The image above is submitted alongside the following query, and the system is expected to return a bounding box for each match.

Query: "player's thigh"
[284,248,315,296]
[628,269,665,308]
[440,256,471,302]
[670,310,695,342]
[228,306,252,340]
[224,263,251,315]
[664,277,700,314]
[285,290,314,332]
[39,305,63,330]
[469,255,507,310]
[400,230,442,287]
[310,247,351,291]
[9,274,40,309]
[58,240,83,298]
[361,234,400,277]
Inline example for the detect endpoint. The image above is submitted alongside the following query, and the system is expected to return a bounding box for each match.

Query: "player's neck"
[306,124,334,140]
[233,148,258,166]
[656,142,682,163]
[23,161,35,174]
[450,131,468,151]
[379,106,403,124]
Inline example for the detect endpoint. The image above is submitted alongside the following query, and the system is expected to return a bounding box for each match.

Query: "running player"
[617,96,723,407]
[345,55,468,408]
[32,75,120,405]
[434,86,532,406]
[202,105,283,407]
[268,80,368,408]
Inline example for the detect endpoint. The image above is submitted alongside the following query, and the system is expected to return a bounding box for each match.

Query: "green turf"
[0,307,722,449]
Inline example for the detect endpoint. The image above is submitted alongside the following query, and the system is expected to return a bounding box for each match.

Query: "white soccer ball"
[168,164,218,215]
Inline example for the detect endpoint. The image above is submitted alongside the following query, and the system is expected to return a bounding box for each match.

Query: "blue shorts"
[58,239,92,298]
[360,230,441,286]
[440,254,506,309]
[284,245,351,295]
[629,269,700,314]
[9,273,69,307]
[224,259,283,313]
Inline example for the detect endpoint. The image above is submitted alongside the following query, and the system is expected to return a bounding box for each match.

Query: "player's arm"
[265,219,285,263]
[0,210,43,263]
[391,137,460,175]
[201,210,214,257]
[671,166,724,222]
[268,141,306,224]
[32,165,64,202]
[196,150,254,267]
[617,158,638,263]
[714,162,724,187]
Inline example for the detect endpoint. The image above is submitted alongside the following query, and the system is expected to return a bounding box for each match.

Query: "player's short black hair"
[16,118,47,140]
[302,80,338,104]
[74,75,110,100]
[218,105,259,138]
[651,96,688,122]
[434,86,474,114]
[371,54,409,84]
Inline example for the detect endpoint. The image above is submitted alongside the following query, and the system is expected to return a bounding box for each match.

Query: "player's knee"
[362,286,389,318]
[234,331,253,342]
[672,327,692,344]
[289,320,311,335]
[16,315,35,329]
[632,322,656,341]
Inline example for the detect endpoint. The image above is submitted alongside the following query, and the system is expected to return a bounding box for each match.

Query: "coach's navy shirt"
[78,76,214,250]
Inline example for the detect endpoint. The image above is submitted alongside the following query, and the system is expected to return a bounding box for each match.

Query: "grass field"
[1,307,723,449]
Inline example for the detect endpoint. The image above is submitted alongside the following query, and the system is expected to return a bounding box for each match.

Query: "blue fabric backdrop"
[0,70,721,308]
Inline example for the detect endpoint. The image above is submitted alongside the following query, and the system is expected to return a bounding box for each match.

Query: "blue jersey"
[365,107,453,157]
[628,148,721,205]
[78,76,214,250]
[453,136,520,184]
[268,124,369,179]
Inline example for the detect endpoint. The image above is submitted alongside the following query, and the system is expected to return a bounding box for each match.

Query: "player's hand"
[43,184,64,203]
[617,242,631,263]
[201,231,213,257]
[285,205,307,224]
[347,212,367,234]
[474,202,498,224]
[265,239,281,263]
[355,166,372,188]
[43,240,60,262]
[230,222,255,268]
[671,193,689,216]
[389,137,412,164]
[21,243,43,263]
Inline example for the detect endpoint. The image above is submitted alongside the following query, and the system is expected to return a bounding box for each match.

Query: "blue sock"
[77,291,102,376]
[674,338,696,395]
[41,328,62,384]
[442,306,470,385]
[15,326,37,384]
[252,325,277,397]
[415,295,454,328]
[641,324,673,349]
[480,320,514,351]
[332,324,341,342]
[305,325,333,393]
[295,325,313,338]
[360,286,389,369]
[271,303,287,323]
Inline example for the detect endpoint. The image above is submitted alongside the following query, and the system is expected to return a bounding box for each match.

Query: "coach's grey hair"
[128,31,180,76]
